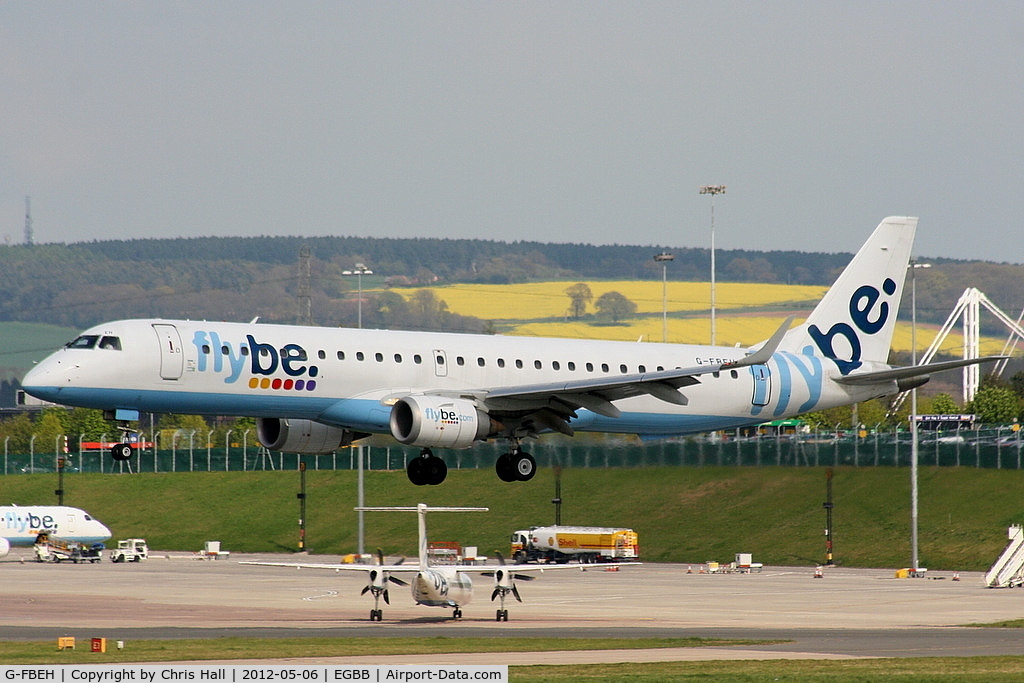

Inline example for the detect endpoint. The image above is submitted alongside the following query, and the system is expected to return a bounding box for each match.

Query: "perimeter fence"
[3,425,1024,475]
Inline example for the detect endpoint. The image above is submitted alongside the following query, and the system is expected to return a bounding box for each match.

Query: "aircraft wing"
[479,318,794,428]
[239,560,422,574]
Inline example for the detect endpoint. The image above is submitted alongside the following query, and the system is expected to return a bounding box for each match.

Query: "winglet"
[725,316,796,369]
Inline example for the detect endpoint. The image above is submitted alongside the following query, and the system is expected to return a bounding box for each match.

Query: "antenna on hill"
[297,245,312,325]
[24,196,33,246]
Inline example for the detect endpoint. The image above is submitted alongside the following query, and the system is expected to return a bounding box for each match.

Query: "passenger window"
[414,354,422,364]
[477,357,485,367]
[552,361,560,370]
[99,336,121,350]
[241,346,249,356]
[337,351,345,360]
[356,352,365,361]
[586,362,594,372]
[619,364,628,374]
[201,345,211,354]
[457,356,465,366]
[731,369,739,379]
[534,360,542,369]
[638,365,646,373]
[394,354,402,363]
[515,359,523,369]
[497,358,505,368]
[567,362,576,371]
[222,346,230,355]
[318,350,326,360]
[436,355,445,365]
[375,352,383,362]
[601,363,609,373]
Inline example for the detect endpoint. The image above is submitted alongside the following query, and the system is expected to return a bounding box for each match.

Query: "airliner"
[0,505,112,557]
[21,217,1003,486]
[243,504,595,621]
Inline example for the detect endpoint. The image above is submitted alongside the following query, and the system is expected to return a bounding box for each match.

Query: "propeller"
[483,551,534,608]
[361,549,409,611]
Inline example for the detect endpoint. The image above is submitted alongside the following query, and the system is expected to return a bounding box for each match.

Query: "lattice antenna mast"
[24,196,34,246]
[297,245,312,325]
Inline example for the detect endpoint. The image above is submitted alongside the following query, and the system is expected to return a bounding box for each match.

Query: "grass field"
[5,465,1024,571]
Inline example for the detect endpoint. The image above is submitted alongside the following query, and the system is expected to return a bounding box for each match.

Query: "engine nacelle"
[0,537,9,558]
[256,418,358,454]
[390,396,493,448]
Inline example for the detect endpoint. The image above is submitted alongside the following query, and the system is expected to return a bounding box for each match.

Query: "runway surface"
[4,549,1024,663]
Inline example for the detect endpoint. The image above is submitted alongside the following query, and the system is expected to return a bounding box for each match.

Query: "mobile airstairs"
[985,525,1024,588]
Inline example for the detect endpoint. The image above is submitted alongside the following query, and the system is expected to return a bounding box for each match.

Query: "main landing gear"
[495,447,536,482]
[407,449,447,486]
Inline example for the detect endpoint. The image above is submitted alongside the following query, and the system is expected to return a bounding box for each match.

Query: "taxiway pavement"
[3,550,1024,662]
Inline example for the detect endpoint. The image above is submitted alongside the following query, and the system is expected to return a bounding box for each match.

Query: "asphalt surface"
[3,549,1024,662]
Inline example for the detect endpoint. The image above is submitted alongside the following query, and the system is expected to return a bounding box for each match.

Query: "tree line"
[4,234,1021,334]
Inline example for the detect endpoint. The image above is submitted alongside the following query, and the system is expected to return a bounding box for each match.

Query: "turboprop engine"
[389,395,495,448]
[256,418,359,454]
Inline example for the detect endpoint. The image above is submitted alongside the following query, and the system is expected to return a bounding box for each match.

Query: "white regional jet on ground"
[243,504,593,621]
[22,217,1003,485]
[0,505,112,557]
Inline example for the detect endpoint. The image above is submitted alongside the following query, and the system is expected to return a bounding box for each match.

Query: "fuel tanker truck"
[510,526,639,564]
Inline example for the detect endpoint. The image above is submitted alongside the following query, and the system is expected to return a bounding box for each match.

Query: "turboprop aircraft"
[21,217,1005,486]
[243,504,598,621]
[0,505,112,557]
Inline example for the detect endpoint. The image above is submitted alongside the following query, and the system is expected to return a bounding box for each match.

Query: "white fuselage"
[21,318,884,440]
[411,567,474,607]
[0,505,112,547]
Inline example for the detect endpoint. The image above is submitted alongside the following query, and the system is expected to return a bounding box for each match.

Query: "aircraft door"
[750,364,771,407]
[432,349,448,377]
[153,324,184,380]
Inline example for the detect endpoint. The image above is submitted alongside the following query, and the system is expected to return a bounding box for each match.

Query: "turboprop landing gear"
[495,445,536,482]
[407,449,447,486]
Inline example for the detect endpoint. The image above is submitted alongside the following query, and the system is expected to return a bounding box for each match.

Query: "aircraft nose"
[21,356,71,402]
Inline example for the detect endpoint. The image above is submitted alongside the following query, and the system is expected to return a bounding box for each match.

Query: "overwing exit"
[22,217,1006,485]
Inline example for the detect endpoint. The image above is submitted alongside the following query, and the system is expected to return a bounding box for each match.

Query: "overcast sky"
[2,2,1021,262]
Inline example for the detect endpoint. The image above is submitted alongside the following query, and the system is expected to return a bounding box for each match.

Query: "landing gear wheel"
[370,609,382,621]
[110,443,134,461]
[496,609,508,622]
[513,451,536,481]
[453,608,462,619]
[495,453,517,482]
[425,456,447,486]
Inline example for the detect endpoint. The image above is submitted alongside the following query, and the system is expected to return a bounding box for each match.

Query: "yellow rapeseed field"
[391,281,1006,354]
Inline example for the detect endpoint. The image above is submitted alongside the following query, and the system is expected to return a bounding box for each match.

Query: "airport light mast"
[699,185,726,345]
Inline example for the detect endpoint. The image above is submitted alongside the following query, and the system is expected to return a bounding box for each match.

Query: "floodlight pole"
[700,185,726,346]
[343,263,373,329]
[910,260,931,573]
[654,252,674,343]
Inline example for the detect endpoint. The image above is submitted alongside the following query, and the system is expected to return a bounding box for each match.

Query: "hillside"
[4,466,1022,572]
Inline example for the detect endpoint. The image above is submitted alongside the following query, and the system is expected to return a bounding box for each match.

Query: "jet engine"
[0,537,9,558]
[256,418,358,454]
[389,396,494,448]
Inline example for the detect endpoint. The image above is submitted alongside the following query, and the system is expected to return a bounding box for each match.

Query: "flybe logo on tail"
[808,278,897,375]
[192,331,319,390]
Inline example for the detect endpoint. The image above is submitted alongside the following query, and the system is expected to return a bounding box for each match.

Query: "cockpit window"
[67,335,99,349]
[98,336,121,350]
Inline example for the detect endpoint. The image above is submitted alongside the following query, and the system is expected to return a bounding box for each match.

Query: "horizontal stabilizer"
[834,356,1008,386]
